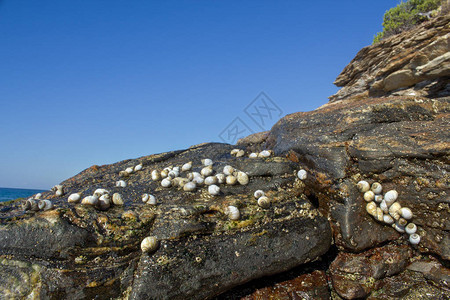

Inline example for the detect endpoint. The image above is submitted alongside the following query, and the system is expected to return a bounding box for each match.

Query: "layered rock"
[329,14,449,102]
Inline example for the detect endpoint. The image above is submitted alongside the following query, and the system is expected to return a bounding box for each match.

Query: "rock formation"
[0,12,448,300]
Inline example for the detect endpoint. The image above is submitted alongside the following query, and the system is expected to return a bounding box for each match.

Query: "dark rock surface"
[0,143,331,299]
[266,96,450,258]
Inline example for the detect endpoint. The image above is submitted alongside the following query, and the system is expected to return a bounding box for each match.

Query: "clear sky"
[0,0,399,189]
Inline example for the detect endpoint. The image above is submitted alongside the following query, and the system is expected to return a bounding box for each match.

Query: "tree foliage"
[373,0,443,43]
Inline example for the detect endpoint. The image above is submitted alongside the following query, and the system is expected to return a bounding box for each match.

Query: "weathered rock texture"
[0,10,449,300]
[0,144,331,299]
[330,14,449,102]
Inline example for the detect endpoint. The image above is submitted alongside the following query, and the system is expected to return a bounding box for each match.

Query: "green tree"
[373,0,443,43]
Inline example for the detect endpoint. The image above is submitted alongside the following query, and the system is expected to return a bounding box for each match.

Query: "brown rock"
[240,270,329,300]
[330,14,450,101]
[329,244,413,299]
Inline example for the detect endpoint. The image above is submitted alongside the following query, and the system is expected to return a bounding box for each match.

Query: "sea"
[0,187,48,202]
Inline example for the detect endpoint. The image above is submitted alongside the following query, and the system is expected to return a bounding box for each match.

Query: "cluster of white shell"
[150,158,250,199]
[119,163,143,177]
[357,180,420,245]
[230,148,245,157]
[67,188,129,211]
[23,198,54,212]
[248,150,273,159]
[254,190,270,208]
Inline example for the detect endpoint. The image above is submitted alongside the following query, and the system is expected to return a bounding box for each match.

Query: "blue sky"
[0,1,399,189]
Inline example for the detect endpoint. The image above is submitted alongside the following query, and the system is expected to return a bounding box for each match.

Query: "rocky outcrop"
[265,96,449,259]
[0,143,331,299]
[329,14,449,102]
[0,9,448,300]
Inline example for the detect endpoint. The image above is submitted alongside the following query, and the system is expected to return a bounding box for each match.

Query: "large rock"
[329,14,449,102]
[265,96,449,258]
[0,143,331,299]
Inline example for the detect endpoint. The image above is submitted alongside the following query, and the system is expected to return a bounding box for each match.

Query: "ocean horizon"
[0,187,48,202]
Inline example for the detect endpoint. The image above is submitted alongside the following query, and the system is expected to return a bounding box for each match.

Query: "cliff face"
[0,13,449,300]
[329,14,449,102]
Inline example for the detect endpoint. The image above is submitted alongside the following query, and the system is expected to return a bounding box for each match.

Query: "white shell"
[125,167,134,174]
[99,194,110,201]
[148,194,156,205]
[187,172,201,181]
[226,175,237,185]
[249,153,258,158]
[259,150,271,157]
[98,197,111,210]
[173,177,188,187]
[38,200,53,211]
[55,189,64,197]
[376,208,384,222]
[192,176,204,185]
[363,191,375,202]
[53,185,63,191]
[389,202,402,220]
[392,222,405,233]
[35,193,42,199]
[366,202,377,217]
[94,188,109,197]
[160,169,169,178]
[226,205,240,220]
[116,180,127,188]
[201,158,213,166]
[398,218,408,227]
[81,195,98,206]
[216,173,226,184]
[181,162,192,172]
[134,164,143,172]
[151,170,160,181]
[142,193,150,203]
[400,207,413,220]
[112,193,124,205]
[183,182,197,192]
[409,233,420,245]
[205,176,217,185]
[384,190,398,205]
[223,165,234,176]
[68,193,82,203]
[374,195,383,203]
[230,149,239,156]
[237,171,249,185]
[141,236,159,253]
[357,181,370,193]
[254,190,265,199]
[24,199,39,211]
[383,214,394,224]
[405,223,417,234]
[236,150,245,157]
[297,169,307,180]
[371,182,383,194]
[201,166,214,177]
[257,196,270,208]
[380,200,389,213]
[161,178,172,188]
[168,170,179,179]
[208,185,220,196]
